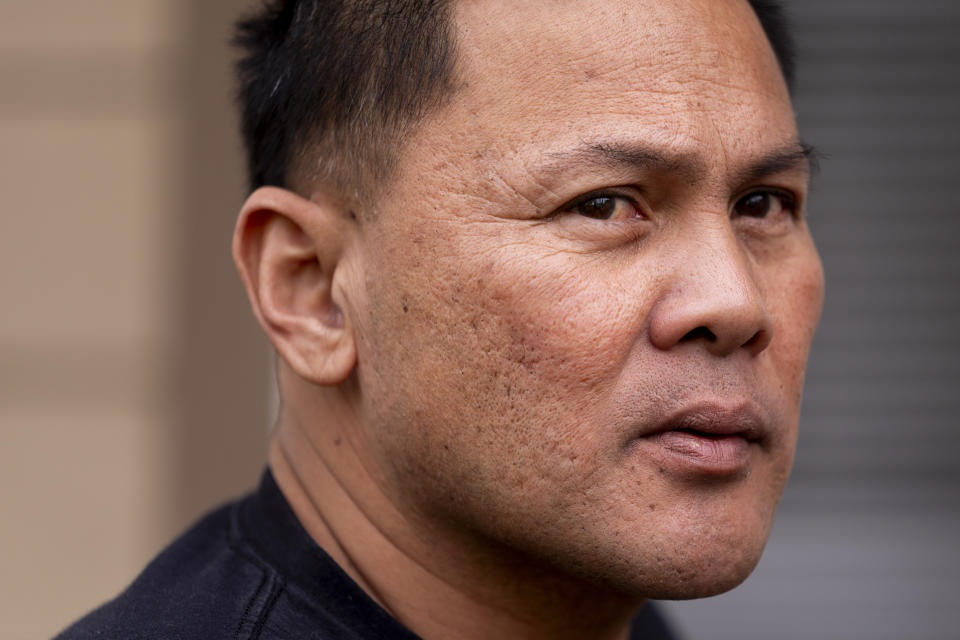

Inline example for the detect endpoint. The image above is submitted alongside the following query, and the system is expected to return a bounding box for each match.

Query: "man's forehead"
[451,0,779,90]
[441,0,792,146]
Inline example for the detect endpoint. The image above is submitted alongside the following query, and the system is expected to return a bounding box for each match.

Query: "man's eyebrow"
[537,140,820,185]
[541,142,704,183]
[734,142,820,185]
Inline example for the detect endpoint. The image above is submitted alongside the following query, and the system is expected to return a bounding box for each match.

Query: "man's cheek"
[767,273,823,402]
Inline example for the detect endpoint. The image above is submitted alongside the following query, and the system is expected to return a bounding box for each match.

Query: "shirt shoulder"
[51,470,421,640]
[52,500,279,640]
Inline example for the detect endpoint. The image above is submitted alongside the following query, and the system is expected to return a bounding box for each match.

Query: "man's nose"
[647,226,774,358]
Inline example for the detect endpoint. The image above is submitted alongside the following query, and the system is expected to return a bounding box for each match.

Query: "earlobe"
[233,186,357,385]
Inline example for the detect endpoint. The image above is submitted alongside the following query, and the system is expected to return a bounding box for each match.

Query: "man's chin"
[564,526,770,602]
[625,548,764,601]
[644,567,758,601]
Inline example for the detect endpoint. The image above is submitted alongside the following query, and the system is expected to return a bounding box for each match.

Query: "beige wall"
[0,2,270,638]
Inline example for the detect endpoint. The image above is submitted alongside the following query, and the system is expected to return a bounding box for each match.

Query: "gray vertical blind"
[793,0,960,501]
[664,2,960,638]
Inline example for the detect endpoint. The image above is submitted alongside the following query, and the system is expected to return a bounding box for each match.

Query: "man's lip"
[629,402,769,477]
[644,402,767,443]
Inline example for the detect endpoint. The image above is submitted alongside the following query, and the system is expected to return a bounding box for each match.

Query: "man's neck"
[268,404,641,640]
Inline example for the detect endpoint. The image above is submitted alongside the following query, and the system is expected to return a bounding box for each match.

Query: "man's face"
[342,0,823,598]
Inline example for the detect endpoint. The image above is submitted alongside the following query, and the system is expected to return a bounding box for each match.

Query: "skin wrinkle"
[491,162,562,218]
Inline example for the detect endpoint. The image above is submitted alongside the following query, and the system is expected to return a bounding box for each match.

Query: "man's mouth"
[637,403,768,477]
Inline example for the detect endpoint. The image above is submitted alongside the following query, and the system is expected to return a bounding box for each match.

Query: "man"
[57,0,823,638]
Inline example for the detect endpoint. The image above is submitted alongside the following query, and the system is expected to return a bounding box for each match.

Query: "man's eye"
[733,190,796,219]
[568,195,639,220]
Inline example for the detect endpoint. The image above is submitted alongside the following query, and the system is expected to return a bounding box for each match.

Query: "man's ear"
[233,186,357,385]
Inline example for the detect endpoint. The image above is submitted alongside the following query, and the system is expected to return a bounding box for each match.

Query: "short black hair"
[233,0,795,198]
[233,0,456,198]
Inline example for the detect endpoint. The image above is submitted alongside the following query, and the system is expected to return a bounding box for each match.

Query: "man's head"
[233,0,823,608]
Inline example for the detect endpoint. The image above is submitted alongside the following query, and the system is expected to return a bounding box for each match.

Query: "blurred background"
[0,3,269,638]
[0,1,957,638]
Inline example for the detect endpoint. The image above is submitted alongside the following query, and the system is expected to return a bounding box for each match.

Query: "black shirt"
[55,470,677,639]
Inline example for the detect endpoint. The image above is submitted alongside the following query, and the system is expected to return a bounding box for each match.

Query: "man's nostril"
[681,326,717,343]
